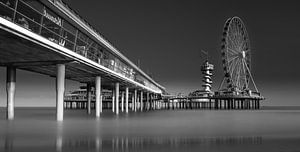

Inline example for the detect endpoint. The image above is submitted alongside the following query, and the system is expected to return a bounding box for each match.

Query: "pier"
[0,0,165,121]
[0,0,266,122]
[64,89,162,111]
[63,91,263,111]
[167,96,263,110]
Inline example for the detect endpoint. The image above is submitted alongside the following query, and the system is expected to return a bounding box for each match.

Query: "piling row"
[64,97,261,111]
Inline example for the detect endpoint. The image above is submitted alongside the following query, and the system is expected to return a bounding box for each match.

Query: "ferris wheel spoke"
[236,24,243,39]
[229,58,239,78]
[234,23,245,52]
[227,37,237,51]
[233,24,241,44]
[232,35,240,50]
[227,56,239,64]
[239,41,246,51]
[228,59,236,77]
[227,47,240,55]
[236,59,246,91]
[228,57,238,71]
[237,35,244,50]
[237,32,245,49]
[227,31,239,50]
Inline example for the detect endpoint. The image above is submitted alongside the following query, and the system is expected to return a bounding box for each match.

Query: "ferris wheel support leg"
[218,77,226,91]
[242,59,259,93]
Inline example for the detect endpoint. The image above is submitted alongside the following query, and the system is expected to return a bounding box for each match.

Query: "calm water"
[1,107,300,152]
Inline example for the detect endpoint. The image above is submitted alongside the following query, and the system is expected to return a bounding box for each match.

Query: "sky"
[0,0,300,106]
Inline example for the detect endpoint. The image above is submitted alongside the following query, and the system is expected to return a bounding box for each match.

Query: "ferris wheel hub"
[242,51,246,58]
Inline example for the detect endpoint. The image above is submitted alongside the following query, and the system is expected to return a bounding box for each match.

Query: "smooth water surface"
[1,107,300,152]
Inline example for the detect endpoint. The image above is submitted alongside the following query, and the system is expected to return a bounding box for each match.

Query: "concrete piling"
[56,64,65,121]
[6,66,16,120]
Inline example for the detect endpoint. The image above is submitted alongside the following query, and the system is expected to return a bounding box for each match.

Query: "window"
[0,2,14,21]
[85,38,98,61]
[22,0,44,14]
[41,8,62,43]
[42,8,61,35]
[15,1,42,33]
[60,21,76,50]
[63,20,76,34]
[60,29,75,50]
[17,1,42,24]
[0,0,16,9]
[77,31,87,42]
[41,27,60,43]
[94,45,103,64]
[75,38,87,56]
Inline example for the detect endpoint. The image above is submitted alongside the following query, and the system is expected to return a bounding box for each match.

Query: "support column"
[95,76,101,117]
[134,89,137,112]
[100,95,103,113]
[146,92,150,110]
[87,83,92,115]
[152,94,155,110]
[112,90,115,113]
[131,94,134,111]
[241,99,244,109]
[6,66,16,120]
[154,95,157,110]
[140,91,143,111]
[125,87,129,113]
[56,64,65,121]
[256,100,259,109]
[121,91,124,112]
[136,94,140,110]
[214,99,218,109]
[149,94,153,110]
[115,83,119,115]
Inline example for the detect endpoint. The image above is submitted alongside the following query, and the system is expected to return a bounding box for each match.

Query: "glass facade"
[0,0,161,92]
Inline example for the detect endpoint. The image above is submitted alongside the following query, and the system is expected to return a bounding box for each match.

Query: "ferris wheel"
[220,17,258,93]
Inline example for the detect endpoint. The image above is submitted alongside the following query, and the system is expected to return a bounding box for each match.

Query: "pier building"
[0,0,165,121]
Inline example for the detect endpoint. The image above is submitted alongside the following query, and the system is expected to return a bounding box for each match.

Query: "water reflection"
[56,123,63,152]
[1,122,263,152]
[3,122,14,152]
[54,136,263,152]
[1,132,263,151]
[4,133,14,152]
[2,108,300,151]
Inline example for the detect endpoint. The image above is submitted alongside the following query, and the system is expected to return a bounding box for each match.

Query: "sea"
[0,107,300,152]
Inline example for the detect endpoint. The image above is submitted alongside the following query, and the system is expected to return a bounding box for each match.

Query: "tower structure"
[201,60,214,93]
[188,50,214,98]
